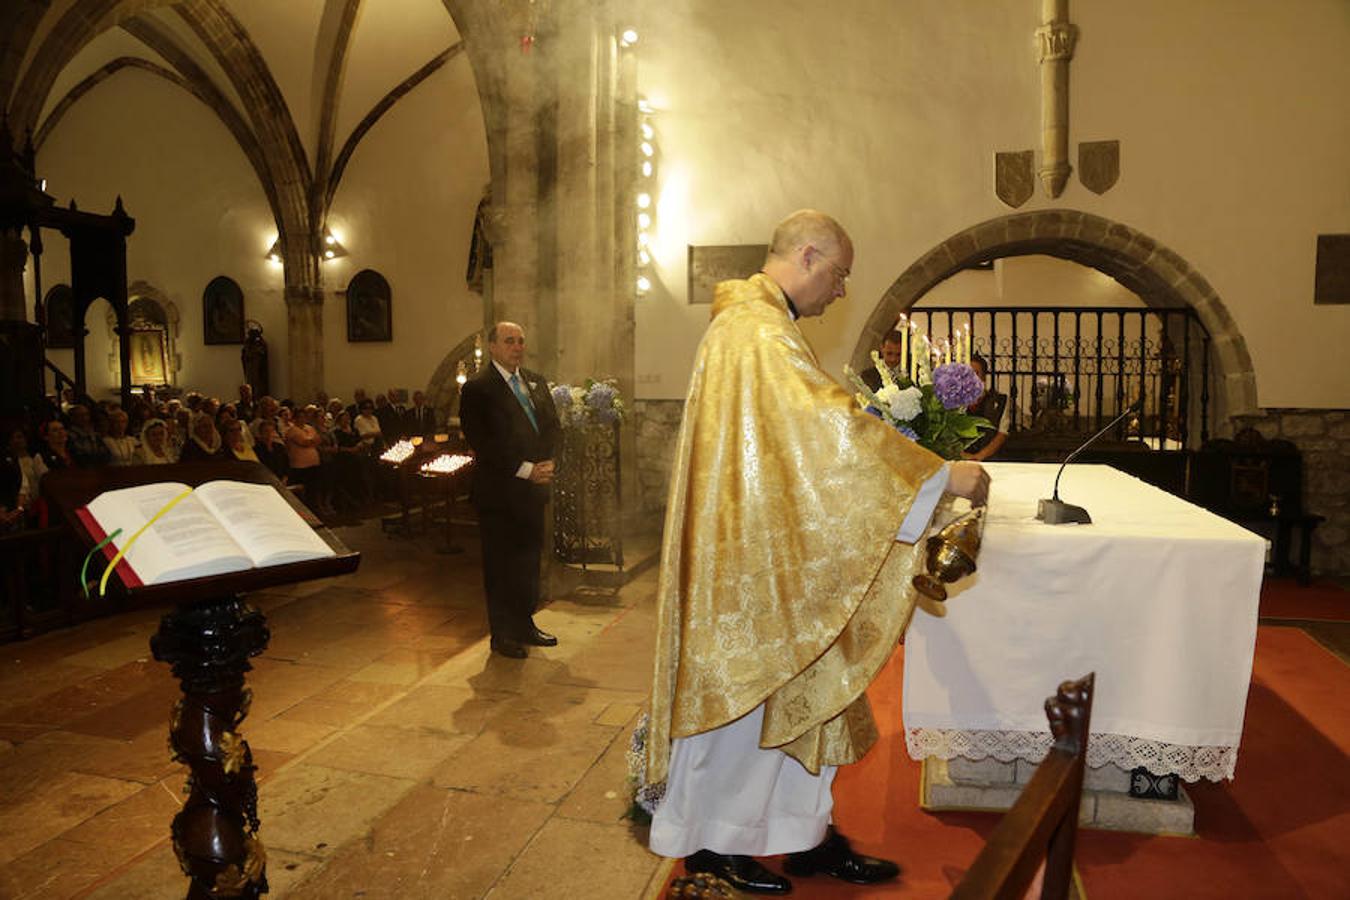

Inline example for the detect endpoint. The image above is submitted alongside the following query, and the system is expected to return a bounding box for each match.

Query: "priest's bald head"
[762,209,853,318]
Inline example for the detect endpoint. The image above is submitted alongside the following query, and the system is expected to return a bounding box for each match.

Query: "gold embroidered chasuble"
[646,273,944,784]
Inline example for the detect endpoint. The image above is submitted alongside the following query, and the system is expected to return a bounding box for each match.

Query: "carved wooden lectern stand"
[44,461,360,899]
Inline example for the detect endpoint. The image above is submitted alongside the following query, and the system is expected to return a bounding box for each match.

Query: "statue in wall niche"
[241,321,269,397]
[465,192,494,295]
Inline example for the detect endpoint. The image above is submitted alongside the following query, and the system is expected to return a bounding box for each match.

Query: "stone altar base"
[920,757,1196,836]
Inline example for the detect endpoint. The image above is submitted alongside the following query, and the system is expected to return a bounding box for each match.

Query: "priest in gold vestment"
[646,211,989,894]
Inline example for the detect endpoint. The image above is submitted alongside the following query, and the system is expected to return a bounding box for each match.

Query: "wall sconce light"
[635,96,657,299]
[265,230,348,263]
[619,28,639,48]
[321,229,348,261]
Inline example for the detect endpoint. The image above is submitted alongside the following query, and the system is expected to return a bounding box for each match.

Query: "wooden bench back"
[951,673,1095,900]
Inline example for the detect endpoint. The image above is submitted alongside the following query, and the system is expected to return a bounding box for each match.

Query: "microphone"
[1037,401,1141,525]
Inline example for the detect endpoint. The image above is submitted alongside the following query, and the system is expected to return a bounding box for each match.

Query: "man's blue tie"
[509,372,539,431]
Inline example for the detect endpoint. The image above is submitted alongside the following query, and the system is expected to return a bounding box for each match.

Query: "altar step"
[920,756,1196,836]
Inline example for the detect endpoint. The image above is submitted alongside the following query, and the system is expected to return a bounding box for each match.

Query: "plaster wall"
[30,70,284,402]
[37,26,168,125]
[632,0,1350,408]
[322,58,490,403]
[334,0,461,150]
[920,255,1143,311]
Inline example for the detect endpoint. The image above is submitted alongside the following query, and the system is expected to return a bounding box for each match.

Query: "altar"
[903,462,1266,830]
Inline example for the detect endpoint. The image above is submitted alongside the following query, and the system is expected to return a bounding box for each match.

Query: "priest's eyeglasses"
[809,246,850,288]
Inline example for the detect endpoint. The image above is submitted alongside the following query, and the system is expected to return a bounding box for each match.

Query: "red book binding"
[75,506,145,589]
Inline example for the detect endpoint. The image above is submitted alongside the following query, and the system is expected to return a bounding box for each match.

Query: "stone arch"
[852,210,1258,425]
[426,328,484,424]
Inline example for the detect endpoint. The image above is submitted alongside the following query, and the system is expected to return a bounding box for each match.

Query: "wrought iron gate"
[552,423,624,570]
[907,306,1214,448]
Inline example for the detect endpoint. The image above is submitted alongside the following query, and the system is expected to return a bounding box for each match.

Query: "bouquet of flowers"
[550,378,626,428]
[846,351,992,460]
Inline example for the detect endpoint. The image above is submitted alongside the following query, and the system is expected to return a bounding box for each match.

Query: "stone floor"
[0,517,673,899]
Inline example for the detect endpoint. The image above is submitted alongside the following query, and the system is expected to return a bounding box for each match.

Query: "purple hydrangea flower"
[551,384,573,408]
[896,423,919,441]
[932,363,984,410]
[864,405,883,419]
[586,382,617,410]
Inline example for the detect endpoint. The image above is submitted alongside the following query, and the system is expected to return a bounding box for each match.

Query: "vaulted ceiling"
[2,0,471,243]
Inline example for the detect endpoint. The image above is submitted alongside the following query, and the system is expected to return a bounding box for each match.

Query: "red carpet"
[1259,578,1349,622]
[661,621,1350,898]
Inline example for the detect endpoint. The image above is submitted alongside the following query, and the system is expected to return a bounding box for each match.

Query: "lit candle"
[944,339,951,366]
[899,315,908,372]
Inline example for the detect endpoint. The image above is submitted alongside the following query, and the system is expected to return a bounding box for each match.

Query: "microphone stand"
[1037,403,1141,525]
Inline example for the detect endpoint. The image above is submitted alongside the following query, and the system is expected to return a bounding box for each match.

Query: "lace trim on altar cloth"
[905,727,1238,783]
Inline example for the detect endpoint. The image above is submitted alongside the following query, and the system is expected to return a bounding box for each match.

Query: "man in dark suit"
[405,390,438,437]
[860,329,906,391]
[458,321,561,658]
[962,353,1009,461]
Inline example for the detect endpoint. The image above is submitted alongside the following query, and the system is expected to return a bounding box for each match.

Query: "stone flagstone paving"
[0,519,671,899]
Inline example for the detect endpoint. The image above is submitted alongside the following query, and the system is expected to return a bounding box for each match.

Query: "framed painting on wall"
[129,328,170,385]
[687,244,769,305]
[203,276,245,345]
[346,269,392,342]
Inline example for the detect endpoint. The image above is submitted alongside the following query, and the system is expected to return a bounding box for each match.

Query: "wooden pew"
[951,673,1095,900]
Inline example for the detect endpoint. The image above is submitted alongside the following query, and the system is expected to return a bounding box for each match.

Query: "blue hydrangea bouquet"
[550,378,626,428]
[846,349,992,461]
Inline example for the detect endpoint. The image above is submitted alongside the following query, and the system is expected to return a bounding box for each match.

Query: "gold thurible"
[912,506,986,617]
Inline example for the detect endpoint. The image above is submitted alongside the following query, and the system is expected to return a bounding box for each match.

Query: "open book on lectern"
[77,480,335,588]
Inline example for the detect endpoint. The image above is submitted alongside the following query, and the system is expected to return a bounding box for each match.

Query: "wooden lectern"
[44,460,360,900]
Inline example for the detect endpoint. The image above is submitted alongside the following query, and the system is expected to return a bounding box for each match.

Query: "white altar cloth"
[903,462,1266,781]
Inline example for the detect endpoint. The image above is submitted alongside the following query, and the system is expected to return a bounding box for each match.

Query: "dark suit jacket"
[458,364,560,513]
[405,404,438,437]
[860,365,904,392]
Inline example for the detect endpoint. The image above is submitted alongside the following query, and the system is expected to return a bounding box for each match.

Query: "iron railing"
[553,422,624,571]
[907,306,1213,448]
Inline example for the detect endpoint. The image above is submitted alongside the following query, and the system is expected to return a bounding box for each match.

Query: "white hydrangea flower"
[875,384,901,410]
[889,386,923,421]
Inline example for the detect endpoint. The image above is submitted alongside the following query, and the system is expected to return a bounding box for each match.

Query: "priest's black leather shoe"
[489,637,527,659]
[684,850,792,895]
[783,828,899,884]
[523,625,557,647]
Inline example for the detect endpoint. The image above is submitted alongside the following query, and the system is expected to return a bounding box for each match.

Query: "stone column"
[1036,0,1077,198]
[487,6,544,349]
[551,0,600,382]
[282,236,324,403]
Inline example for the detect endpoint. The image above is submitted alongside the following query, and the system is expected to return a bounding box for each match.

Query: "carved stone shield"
[994,151,1034,209]
[1078,140,1120,194]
